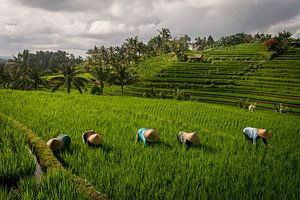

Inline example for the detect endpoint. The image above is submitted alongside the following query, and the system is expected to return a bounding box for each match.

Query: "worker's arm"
[135,132,139,143]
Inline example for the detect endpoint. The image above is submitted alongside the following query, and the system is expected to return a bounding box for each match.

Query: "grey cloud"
[12,0,110,12]
[240,0,300,31]
[1,0,300,57]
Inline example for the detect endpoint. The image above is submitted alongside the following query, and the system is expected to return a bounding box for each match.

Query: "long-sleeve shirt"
[177,131,193,147]
[243,127,267,146]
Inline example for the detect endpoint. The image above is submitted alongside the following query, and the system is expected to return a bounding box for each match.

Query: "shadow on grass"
[99,143,114,153]
[147,140,173,149]
[53,151,69,169]
[52,142,80,169]
[185,143,218,154]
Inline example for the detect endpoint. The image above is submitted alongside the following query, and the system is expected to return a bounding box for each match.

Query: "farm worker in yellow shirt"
[243,127,272,146]
[135,128,159,147]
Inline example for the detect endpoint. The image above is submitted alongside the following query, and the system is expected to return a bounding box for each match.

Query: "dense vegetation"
[0,90,299,199]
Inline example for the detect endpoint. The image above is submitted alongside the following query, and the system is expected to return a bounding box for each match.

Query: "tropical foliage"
[50,63,88,94]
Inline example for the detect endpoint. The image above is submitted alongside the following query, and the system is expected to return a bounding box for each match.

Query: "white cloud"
[88,20,127,35]
[267,15,300,38]
[109,1,123,17]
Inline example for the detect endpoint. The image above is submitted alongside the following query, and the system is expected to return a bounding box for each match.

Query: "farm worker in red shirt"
[135,128,159,147]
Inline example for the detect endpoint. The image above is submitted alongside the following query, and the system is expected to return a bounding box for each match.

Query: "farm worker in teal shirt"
[135,128,159,146]
[46,133,71,151]
[243,127,272,146]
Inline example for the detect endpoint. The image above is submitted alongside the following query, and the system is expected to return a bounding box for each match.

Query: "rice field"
[0,90,299,199]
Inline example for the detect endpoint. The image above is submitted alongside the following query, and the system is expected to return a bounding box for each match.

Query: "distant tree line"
[0,50,82,90]
[263,31,294,57]
[0,29,296,94]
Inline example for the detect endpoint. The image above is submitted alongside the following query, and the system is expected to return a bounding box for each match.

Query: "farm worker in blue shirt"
[243,127,272,146]
[135,128,159,146]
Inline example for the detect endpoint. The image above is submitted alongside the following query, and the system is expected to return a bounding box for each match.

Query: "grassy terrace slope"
[0,90,299,199]
[120,43,300,115]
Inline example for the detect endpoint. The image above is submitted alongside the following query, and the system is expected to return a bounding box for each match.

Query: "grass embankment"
[0,90,299,199]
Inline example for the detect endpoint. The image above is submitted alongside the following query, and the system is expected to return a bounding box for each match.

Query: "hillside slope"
[124,43,300,115]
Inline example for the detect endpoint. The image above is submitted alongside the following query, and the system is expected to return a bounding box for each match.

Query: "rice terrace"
[1,1,300,199]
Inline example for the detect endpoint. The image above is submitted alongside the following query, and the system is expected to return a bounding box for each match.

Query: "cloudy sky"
[1,0,300,57]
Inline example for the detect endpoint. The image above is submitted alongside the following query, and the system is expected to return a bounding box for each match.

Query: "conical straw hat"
[257,129,272,139]
[144,129,159,142]
[87,134,103,146]
[184,132,200,145]
[47,138,63,151]
[82,130,103,146]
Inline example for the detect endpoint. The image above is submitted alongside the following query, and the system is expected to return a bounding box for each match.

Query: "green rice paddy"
[0,90,299,199]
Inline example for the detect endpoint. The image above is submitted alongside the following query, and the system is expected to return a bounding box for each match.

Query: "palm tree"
[194,37,203,50]
[10,50,35,90]
[123,36,139,63]
[0,63,9,88]
[207,35,214,47]
[50,64,88,94]
[109,60,137,96]
[180,34,191,51]
[148,36,163,55]
[90,65,110,95]
[157,28,172,41]
[137,41,145,57]
[27,66,48,90]
[157,28,172,53]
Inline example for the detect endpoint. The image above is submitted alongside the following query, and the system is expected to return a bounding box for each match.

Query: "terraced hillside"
[123,43,300,115]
